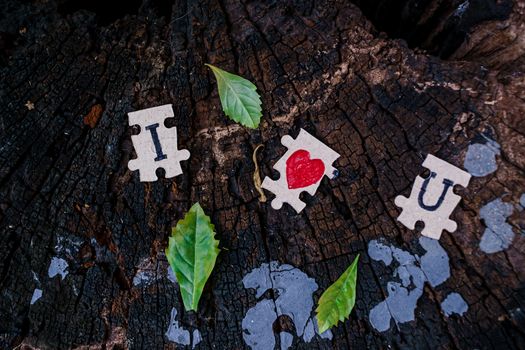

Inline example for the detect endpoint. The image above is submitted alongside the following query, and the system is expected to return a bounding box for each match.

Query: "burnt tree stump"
[1,0,524,349]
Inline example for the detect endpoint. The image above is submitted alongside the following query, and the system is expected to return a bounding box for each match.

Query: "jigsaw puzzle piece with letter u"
[395,154,471,240]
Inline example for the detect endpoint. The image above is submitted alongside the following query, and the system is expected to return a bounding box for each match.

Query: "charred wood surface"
[0,0,524,349]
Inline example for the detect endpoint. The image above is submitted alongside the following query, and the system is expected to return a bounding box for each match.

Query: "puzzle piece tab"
[394,154,471,240]
[128,104,190,182]
[262,129,340,213]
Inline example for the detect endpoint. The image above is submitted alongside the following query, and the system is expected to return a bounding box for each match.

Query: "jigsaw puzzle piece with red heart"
[262,129,340,213]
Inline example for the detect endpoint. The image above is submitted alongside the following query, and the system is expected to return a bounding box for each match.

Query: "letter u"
[417,172,454,211]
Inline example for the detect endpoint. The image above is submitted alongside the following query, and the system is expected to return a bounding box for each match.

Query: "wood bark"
[0,0,524,349]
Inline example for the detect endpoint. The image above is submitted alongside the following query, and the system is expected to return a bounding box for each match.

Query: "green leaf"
[205,63,262,128]
[316,254,359,333]
[166,203,220,312]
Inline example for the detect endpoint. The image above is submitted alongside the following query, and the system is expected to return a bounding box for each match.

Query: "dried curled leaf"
[205,63,262,128]
[166,203,220,311]
[316,254,359,333]
[252,144,266,202]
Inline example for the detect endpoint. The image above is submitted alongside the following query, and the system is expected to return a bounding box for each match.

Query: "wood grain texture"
[0,0,524,349]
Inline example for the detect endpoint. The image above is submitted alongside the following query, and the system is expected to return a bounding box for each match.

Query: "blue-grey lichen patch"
[48,257,69,280]
[479,198,515,253]
[368,237,455,332]
[30,288,42,305]
[441,292,468,316]
[165,307,201,349]
[242,262,332,350]
[464,138,500,177]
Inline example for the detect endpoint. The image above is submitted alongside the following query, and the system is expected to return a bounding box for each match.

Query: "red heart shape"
[286,150,325,189]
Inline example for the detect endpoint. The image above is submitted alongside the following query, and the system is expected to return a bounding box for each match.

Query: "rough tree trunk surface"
[1,0,524,349]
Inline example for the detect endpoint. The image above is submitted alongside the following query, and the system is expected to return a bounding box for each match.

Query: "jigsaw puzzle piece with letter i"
[128,104,190,182]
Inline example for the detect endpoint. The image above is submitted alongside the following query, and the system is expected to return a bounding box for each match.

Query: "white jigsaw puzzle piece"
[262,129,340,213]
[128,104,190,182]
[395,154,471,240]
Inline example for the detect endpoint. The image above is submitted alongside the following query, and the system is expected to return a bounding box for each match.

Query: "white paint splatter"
[464,138,500,177]
[30,288,42,305]
[192,329,202,348]
[167,265,177,284]
[32,271,40,283]
[166,308,190,345]
[479,198,515,253]
[280,332,294,350]
[165,307,201,348]
[48,257,69,280]
[133,258,169,287]
[55,235,82,255]
[243,300,278,350]
[242,262,332,350]
[441,292,468,316]
[368,237,460,332]
[454,0,470,17]
[368,240,392,265]
[132,271,155,287]
[419,237,451,287]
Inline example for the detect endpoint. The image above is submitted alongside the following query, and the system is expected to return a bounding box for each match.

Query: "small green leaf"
[316,255,359,333]
[166,203,220,312]
[205,63,262,128]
